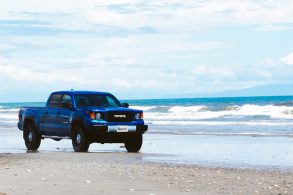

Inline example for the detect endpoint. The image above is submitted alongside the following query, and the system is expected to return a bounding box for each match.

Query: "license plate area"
[117,125,128,132]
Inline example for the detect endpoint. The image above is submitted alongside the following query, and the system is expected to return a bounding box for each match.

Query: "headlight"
[96,113,102,120]
[89,112,102,120]
[135,113,143,120]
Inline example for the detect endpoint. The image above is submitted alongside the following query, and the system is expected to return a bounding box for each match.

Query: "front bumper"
[88,124,148,143]
[90,124,148,135]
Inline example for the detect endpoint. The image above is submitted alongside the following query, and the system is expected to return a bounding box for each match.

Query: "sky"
[0,0,293,102]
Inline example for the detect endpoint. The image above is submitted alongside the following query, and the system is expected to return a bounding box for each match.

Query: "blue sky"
[0,0,293,102]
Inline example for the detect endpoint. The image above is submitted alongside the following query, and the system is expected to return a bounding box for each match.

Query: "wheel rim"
[28,131,33,142]
[76,133,81,144]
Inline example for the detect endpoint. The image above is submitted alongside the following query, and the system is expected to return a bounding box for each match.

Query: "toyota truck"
[17,91,148,152]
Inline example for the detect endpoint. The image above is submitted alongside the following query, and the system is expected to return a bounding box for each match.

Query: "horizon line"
[1,94,293,104]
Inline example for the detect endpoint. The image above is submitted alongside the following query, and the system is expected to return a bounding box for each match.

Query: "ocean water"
[1,96,293,136]
[1,96,293,168]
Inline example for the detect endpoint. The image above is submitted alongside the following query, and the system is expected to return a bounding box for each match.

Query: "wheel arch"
[70,118,86,137]
[23,117,36,130]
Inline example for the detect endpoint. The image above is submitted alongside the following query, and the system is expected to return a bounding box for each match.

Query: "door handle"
[57,112,61,115]
[45,111,48,115]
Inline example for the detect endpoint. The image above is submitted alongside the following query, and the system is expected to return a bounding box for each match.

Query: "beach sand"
[0,152,292,195]
[1,128,293,194]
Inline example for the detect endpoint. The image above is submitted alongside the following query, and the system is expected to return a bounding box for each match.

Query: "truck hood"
[77,106,142,113]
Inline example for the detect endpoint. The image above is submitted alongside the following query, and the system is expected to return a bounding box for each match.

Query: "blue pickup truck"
[18,91,148,152]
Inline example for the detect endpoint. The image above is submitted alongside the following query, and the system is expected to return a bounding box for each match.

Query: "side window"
[106,96,118,107]
[75,95,89,107]
[49,94,62,108]
[60,95,72,108]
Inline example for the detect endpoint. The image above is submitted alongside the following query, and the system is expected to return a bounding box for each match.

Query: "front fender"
[70,115,90,136]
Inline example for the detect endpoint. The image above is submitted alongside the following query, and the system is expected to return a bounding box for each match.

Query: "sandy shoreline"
[0,152,292,195]
[1,128,293,194]
[2,129,293,168]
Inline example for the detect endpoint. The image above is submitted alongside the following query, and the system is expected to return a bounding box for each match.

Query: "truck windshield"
[74,94,121,108]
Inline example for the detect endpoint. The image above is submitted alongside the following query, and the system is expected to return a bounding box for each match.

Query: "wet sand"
[1,128,293,168]
[0,152,293,195]
[1,128,293,194]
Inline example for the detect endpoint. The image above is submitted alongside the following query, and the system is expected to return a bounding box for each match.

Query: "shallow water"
[1,128,293,169]
[2,96,293,136]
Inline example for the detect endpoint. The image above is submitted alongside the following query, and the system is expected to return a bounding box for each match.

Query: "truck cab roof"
[52,91,112,95]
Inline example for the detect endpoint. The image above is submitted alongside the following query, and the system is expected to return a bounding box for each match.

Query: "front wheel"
[125,133,143,153]
[23,123,41,151]
[72,126,90,152]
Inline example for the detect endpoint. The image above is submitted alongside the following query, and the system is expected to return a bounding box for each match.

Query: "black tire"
[125,133,143,153]
[23,123,41,151]
[72,125,90,152]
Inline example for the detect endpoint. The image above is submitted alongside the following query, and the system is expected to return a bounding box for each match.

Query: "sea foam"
[141,104,293,121]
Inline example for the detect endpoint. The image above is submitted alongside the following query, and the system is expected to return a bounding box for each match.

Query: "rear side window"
[60,94,72,108]
[49,94,62,108]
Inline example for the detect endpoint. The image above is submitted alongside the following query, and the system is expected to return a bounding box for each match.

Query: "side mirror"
[122,103,129,108]
[60,102,71,109]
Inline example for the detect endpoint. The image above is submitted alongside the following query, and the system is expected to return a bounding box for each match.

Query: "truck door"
[43,94,62,135]
[57,94,73,136]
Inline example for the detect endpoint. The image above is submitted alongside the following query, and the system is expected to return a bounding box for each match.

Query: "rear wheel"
[23,123,41,151]
[125,133,143,153]
[72,126,90,152]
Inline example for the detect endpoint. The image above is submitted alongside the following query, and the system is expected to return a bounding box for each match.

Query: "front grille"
[107,111,134,122]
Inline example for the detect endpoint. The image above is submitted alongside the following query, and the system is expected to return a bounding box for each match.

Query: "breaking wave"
[135,104,293,121]
[0,108,19,126]
[149,120,293,126]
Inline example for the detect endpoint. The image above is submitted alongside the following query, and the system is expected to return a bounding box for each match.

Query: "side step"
[42,135,71,141]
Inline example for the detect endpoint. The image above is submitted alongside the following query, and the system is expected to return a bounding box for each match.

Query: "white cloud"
[1,0,293,32]
[1,1,293,100]
[252,24,292,32]
[249,54,293,84]
[281,52,293,65]
[192,65,236,78]
[254,58,276,67]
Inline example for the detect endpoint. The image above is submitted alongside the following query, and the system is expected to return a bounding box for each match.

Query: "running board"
[42,135,71,139]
